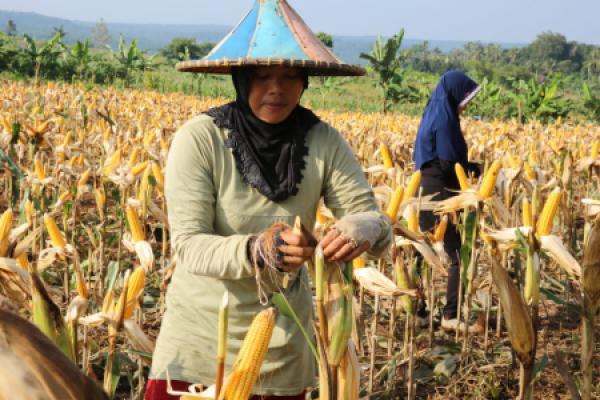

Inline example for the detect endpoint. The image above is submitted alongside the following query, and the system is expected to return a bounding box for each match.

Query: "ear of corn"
[131,160,150,177]
[455,163,470,191]
[0,209,13,257]
[124,267,145,320]
[583,220,600,314]
[220,307,276,400]
[43,214,66,249]
[406,204,419,233]
[126,206,144,242]
[30,272,75,361]
[34,157,46,181]
[522,197,532,227]
[536,187,561,237]
[523,233,540,306]
[328,286,353,367]
[380,143,394,169]
[433,215,448,242]
[402,170,422,201]
[394,256,414,315]
[591,141,599,160]
[386,186,404,222]
[479,160,501,199]
[491,257,535,367]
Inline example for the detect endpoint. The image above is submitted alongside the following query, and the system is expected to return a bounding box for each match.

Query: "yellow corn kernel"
[402,170,422,202]
[221,308,276,400]
[385,186,404,222]
[455,163,470,191]
[316,207,328,225]
[43,214,66,249]
[522,197,532,227]
[124,267,145,319]
[433,215,448,242]
[126,206,145,242]
[536,187,561,237]
[478,160,501,199]
[380,143,394,169]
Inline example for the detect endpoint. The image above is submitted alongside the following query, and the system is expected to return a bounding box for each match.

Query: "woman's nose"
[267,78,284,94]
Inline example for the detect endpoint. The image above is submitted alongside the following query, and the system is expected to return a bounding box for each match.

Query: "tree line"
[1,20,599,123]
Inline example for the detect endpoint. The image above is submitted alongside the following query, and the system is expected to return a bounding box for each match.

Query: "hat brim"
[176,58,366,77]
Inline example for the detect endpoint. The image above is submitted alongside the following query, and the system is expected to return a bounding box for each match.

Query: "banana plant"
[22,32,64,83]
[360,29,416,113]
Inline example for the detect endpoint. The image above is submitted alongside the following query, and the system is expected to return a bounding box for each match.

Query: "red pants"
[144,379,305,400]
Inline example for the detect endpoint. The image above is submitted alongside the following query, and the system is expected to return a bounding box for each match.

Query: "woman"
[145,2,392,399]
[413,70,481,331]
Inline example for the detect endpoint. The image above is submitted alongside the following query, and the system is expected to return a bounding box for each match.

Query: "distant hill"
[0,10,525,64]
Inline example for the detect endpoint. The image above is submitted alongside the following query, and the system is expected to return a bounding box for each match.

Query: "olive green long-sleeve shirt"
[149,113,392,395]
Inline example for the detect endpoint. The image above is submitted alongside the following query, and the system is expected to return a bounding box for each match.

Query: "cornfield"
[0,79,599,399]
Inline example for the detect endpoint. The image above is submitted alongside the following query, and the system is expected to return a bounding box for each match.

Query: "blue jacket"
[413,71,479,171]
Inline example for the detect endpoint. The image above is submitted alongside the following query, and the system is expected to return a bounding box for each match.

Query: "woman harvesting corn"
[413,71,482,332]
[145,1,392,399]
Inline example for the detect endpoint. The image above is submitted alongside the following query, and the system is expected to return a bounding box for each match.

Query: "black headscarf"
[206,67,320,202]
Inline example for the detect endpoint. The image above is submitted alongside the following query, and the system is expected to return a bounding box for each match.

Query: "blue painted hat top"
[176,0,365,76]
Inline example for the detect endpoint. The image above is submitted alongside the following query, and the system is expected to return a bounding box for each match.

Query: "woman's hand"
[320,229,370,262]
[277,228,317,272]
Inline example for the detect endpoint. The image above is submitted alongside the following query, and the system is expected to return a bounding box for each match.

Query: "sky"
[2,0,599,45]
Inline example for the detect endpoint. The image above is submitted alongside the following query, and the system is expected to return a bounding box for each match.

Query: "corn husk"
[0,309,108,400]
[491,260,535,367]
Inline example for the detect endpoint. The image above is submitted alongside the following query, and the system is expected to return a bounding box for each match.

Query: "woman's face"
[248,66,305,124]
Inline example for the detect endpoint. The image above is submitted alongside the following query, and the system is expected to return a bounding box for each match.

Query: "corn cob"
[380,143,394,169]
[395,256,414,315]
[34,157,46,181]
[128,148,140,168]
[124,267,145,319]
[402,170,422,202]
[406,204,419,233]
[44,214,66,249]
[491,256,535,367]
[77,168,92,187]
[522,197,532,227]
[220,307,276,400]
[0,209,13,257]
[591,141,599,160]
[433,215,448,242]
[478,160,501,199]
[126,206,145,242]
[131,161,150,177]
[536,187,561,237]
[385,186,404,222]
[151,162,164,189]
[455,163,470,191]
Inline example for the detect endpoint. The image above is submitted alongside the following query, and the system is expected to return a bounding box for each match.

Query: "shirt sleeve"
[164,118,255,280]
[321,125,392,257]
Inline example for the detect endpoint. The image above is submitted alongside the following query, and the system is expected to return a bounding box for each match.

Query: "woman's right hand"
[277,228,317,271]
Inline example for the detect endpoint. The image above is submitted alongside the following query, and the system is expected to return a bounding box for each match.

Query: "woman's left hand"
[320,229,370,262]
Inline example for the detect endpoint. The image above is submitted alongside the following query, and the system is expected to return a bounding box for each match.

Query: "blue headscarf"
[413,71,479,170]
